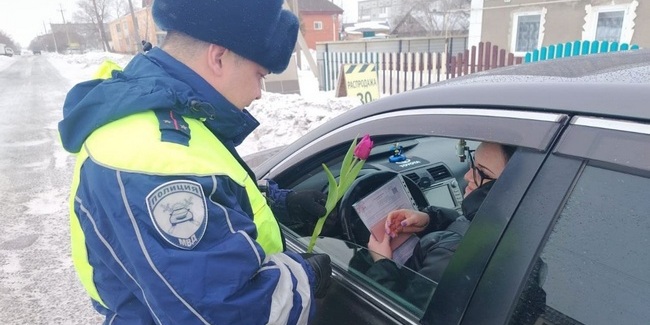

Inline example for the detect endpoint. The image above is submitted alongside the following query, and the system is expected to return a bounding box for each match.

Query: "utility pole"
[283,0,317,77]
[44,21,59,53]
[127,0,142,53]
[289,0,301,68]
[59,4,71,47]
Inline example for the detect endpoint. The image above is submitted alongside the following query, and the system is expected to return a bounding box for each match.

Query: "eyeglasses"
[468,149,495,187]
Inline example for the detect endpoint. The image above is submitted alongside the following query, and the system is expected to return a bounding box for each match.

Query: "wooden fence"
[321,42,522,96]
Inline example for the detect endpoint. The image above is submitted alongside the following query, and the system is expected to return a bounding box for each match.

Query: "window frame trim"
[581,1,638,44]
[555,116,650,174]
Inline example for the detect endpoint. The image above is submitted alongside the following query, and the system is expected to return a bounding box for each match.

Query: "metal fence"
[318,40,521,96]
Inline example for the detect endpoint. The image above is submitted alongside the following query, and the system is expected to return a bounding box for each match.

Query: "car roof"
[348,49,650,123]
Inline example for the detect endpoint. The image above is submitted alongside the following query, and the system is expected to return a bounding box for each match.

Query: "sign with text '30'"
[335,63,380,104]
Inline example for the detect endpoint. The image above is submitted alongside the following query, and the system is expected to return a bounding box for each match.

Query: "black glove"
[300,253,332,299]
[286,191,327,222]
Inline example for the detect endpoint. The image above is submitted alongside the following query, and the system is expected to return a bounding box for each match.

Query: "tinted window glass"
[515,165,650,324]
[308,236,437,316]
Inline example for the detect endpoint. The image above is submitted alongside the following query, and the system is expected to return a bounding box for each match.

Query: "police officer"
[58,0,331,323]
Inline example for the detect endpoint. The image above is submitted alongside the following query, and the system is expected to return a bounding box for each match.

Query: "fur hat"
[153,0,299,74]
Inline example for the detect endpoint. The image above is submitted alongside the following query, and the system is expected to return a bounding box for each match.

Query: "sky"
[0,0,80,47]
[0,50,359,323]
[332,0,359,24]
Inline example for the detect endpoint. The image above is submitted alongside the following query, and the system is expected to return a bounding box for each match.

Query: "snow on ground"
[0,55,16,71]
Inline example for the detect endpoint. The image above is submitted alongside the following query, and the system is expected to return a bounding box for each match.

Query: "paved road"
[0,56,102,324]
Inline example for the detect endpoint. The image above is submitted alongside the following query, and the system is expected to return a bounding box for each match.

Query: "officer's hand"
[300,253,332,299]
[287,191,327,222]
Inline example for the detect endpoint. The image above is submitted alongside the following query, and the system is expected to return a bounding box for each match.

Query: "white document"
[352,175,419,265]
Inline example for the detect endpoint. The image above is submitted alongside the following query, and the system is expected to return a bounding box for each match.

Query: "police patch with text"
[146,180,208,250]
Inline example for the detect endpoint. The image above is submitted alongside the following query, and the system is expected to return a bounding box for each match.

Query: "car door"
[256,107,568,324]
[459,116,650,325]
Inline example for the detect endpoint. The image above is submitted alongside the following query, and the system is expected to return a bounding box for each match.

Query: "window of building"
[515,15,540,52]
[314,21,323,31]
[359,7,371,19]
[595,11,624,42]
[378,7,388,18]
[513,165,650,324]
[582,1,638,44]
[510,9,546,56]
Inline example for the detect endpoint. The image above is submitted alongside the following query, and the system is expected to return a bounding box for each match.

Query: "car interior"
[272,135,484,315]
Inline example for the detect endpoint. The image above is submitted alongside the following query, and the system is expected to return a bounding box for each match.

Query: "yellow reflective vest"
[69,110,283,307]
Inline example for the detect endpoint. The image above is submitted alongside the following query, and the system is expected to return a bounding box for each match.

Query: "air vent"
[427,165,451,181]
[404,172,420,183]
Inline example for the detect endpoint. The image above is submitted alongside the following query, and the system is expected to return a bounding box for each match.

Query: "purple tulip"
[354,134,373,160]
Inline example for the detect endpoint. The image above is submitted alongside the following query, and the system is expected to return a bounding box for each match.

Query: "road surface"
[0,55,103,324]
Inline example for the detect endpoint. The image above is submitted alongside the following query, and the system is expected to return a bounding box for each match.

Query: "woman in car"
[363,142,545,324]
[367,142,514,279]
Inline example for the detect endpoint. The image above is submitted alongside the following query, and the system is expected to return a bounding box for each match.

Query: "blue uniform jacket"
[58,48,315,324]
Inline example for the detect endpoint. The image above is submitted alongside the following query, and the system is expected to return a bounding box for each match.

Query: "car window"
[512,165,650,324]
[276,135,472,316]
[300,236,437,316]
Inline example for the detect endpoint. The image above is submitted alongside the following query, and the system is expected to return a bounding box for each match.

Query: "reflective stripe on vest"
[69,111,282,307]
[69,148,107,307]
[65,61,122,308]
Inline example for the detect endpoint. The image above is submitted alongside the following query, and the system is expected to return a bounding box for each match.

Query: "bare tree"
[74,0,113,51]
[0,30,19,50]
[112,0,131,20]
[393,0,470,37]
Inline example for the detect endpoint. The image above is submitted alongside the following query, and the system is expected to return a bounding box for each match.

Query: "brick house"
[298,0,344,49]
[107,6,160,54]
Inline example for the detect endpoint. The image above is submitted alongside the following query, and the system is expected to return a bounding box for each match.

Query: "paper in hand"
[353,175,420,265]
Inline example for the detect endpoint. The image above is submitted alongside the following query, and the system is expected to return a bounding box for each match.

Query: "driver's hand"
[368,233,392,262]
[385,209,430,237]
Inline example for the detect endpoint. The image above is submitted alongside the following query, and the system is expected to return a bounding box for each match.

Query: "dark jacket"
[364,182,494,284]
[58,48,316,324]
[363,181,546,323]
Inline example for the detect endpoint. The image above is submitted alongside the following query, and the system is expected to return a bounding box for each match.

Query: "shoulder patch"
[146,180,208,250]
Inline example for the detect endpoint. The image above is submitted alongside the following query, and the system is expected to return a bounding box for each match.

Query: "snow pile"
[0,55,16,71]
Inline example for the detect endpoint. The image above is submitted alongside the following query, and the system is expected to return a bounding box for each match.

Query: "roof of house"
[298,0,343,14]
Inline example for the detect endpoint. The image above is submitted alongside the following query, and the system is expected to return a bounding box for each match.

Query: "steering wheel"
[337,170,428,247]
